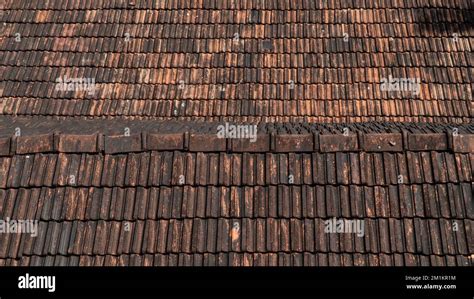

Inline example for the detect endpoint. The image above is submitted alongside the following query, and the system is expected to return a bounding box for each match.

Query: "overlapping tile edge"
[0,131,472,156]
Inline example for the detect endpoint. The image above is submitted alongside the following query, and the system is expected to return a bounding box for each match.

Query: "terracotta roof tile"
[1,1,473,266]
[1,2,472,122]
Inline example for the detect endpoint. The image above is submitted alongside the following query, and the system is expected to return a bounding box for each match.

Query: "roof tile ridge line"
[2,181,474,191]
[1,131,473,156]
[12,216,470,223]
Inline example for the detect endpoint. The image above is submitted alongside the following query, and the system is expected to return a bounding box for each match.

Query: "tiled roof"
[0,1,473,267]
[0,121,473,266]
[0,1,473,122]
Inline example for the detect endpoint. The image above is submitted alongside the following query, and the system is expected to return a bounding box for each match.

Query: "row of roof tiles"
[1,23,472,41]
[1,151,473,188]
[2,52,472,68]
[0,218,471,258]
[2,184,472,221]
[2,37,472,53]
[2,97,470,109]
[2,252,472,267]
[2,67,472,84]
[1,8,472,24]
[2,119,469,135]
[1,118,471,128]
[2,85,472,103]
[3,0,472,10]
[1,131,472,155]
[0,115,470,126]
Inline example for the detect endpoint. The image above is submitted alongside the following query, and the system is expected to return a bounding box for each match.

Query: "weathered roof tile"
[16,134,55,154]
[58,134,99,153]
[104,134,142,154]
[320,134,358,152]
